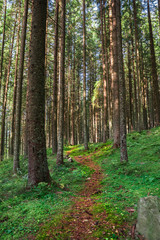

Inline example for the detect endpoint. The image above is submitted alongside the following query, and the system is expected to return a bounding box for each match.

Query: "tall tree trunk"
[127,42,133,131]
[77,67,81,144]
[110,0,120,148]
[0,0,7,99]
[67,40,71,144]
[10,1,21,156]
[103,0,110,139]
[83,0,88,150]
[116,0,128,162]
[0,11,17,161]
[100,0,108,143]
[52,0,59,154]
[147,0,160,125]
[28,0,50,185]
[133,0,142,131]
[71,37,75,146]
[57,0,66,165]
[13,0,29,173]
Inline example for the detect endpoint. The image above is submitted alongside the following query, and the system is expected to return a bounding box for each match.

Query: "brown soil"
[62,154,106,240]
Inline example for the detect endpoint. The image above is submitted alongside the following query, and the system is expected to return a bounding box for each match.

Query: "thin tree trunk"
[28,0,50,185]
[67,42,71,144]
[57,0,66,165]
[52,0,59,154]
[128,42,133,131]
[100,0,107,143]
[0,0,7,99]
[103,0,110,139]
[116,0,128,162]
[147,0,160,125]
[83,0,88,150]
[0,11,17,161]
[13,0,29,173]
[133,0,142,131]
[10,1,21,156]
[71,38,75,146]
[110,0,120,148]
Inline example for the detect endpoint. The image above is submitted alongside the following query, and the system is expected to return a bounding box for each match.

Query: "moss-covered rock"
[136,196,160,240]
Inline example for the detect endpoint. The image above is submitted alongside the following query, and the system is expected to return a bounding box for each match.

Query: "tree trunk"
[0,11,17,161]
[71,37,75,146]
[100,0,108,143]
[28,0,50,185]
[52,0,59,154]
[116,0,128,162]
[147,0,160,125]
[133,0,142,131]
[57,0,66,165]
[127,42,133,131]
[67,40,71,144]
[0,0,7,99]
[10,1,21,156]
[83,0,88,150]
[110,0,120,148]
[13,0,29,173]
[103,0,110,139]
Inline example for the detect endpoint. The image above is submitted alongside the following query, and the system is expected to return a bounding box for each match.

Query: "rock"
[68,157,73,162]
[136,196,160,240]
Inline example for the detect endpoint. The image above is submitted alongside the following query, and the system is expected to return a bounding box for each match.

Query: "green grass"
[1,127,160,239]
[0,147,92,240]
[66,127,160,239]
[91,127,160,237]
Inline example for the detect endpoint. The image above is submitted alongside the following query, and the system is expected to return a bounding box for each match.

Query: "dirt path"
[35,152,144,239]
[63,154,107,240]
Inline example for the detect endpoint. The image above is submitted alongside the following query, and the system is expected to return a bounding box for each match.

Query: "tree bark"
[71,36,76,146]
[133,0,142,131]
[110,0,120,148]
[13,0,29,173]
[103,0,110,139]
[147,0,160,125]
[127,42,133,131]
[57,0,66,165]
[0,10,17,161]
[83,0,88,150]
[116,0,128,162]
[100,0,108,143]
[0,0,7,99]
[52,0,59,154]
[10,1,21,156]
[28,0,50,185]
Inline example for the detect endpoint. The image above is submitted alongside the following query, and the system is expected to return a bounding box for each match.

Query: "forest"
[0,0,160,239]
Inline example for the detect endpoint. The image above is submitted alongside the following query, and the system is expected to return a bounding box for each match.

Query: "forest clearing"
[0,0,160,239]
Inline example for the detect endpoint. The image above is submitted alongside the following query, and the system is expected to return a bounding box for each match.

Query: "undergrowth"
[1,127,160,239]
[67,127,160,239]
[0,148,92,240]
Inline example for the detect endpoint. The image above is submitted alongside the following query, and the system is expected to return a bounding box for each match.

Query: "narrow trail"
[35,151,144,240]
[63,154,108,240]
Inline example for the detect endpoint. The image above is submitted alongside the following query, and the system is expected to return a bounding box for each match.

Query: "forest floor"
[36,151,132,240]
[0,127,160,239]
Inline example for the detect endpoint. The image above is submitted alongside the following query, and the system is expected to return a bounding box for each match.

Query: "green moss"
[0,151,92,240]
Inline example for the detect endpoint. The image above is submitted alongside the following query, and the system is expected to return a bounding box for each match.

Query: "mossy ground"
[0,127,160,239]
[0,149,92,239]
